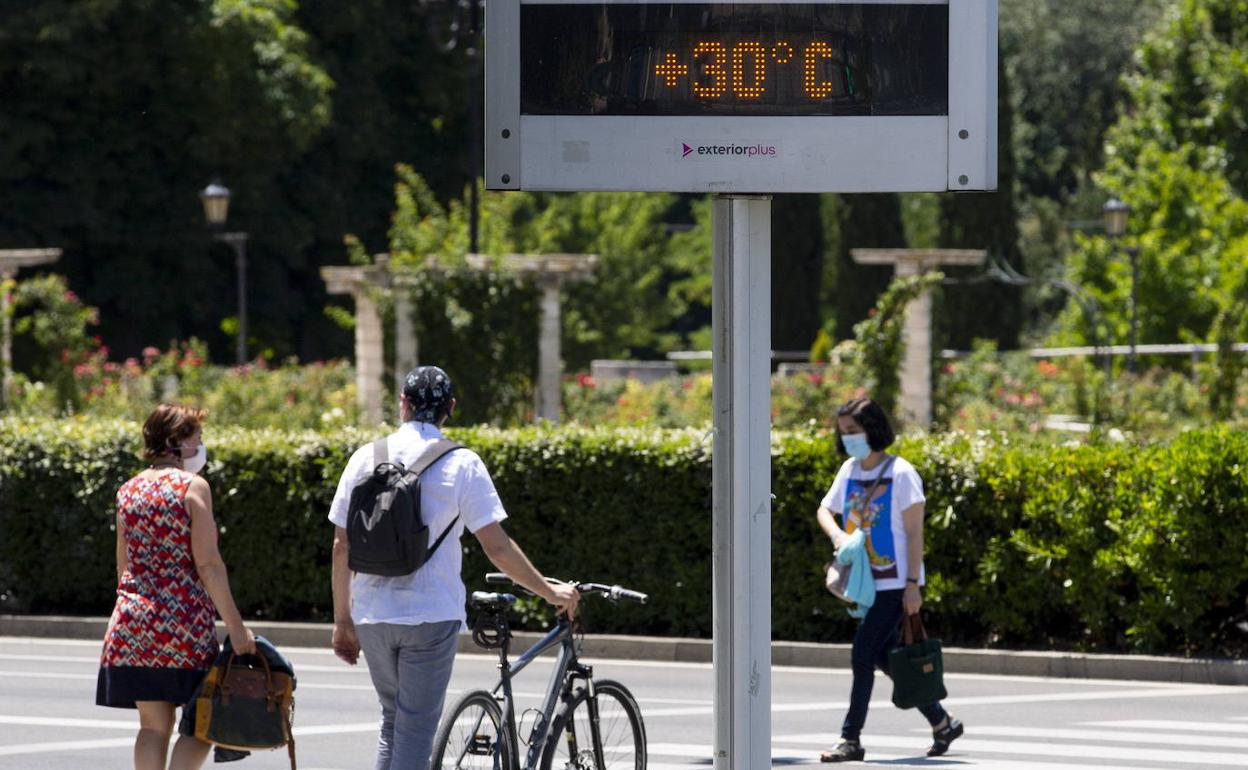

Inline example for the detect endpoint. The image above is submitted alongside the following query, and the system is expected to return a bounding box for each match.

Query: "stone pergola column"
[321,257,391,425]
[850,248,987,427]
[0,248,62,408]
[466,253,597,423]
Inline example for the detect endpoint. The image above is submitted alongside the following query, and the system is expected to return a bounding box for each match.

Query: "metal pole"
[711,195,771,770]
[1128,246,1139,374]
[237,238,247,364]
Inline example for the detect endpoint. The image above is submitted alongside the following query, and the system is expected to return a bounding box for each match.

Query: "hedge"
[2,417,1246,656]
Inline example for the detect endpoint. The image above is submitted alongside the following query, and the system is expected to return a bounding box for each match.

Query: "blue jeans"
[842,589,948,741]
[357,620,460,770]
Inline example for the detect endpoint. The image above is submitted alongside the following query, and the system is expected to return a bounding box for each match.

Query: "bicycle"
[431,573,649,770]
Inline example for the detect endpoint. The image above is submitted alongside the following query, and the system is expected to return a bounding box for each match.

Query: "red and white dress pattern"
[97,470,218,703]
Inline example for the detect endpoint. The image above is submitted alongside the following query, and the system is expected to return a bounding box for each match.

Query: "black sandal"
[820,739,865,763]
[928,717,964,757]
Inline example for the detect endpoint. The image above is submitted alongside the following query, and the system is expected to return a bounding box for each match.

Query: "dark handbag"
[179,636,297,769]
[888,614,947,709]
[823,456,895,602]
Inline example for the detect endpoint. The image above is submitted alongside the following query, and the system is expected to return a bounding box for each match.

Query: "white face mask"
[842,432,871,460]
[181,442,208,475]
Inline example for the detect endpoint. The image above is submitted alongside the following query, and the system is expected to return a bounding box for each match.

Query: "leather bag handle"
[900,613,928,646]
[219,645,274,706]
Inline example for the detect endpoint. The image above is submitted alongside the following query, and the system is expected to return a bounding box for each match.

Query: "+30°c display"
[653,40,854,100]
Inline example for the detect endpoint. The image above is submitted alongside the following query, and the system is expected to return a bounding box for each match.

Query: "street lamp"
[199,182,250,365]
[1103,197,1139,373]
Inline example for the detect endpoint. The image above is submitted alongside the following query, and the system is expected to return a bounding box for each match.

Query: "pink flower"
[142,346,160,360]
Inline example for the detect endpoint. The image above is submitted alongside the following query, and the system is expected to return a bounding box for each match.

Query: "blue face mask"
[842,432,871,460]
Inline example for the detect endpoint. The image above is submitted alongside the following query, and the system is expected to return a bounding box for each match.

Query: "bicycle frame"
[488,616,594,770]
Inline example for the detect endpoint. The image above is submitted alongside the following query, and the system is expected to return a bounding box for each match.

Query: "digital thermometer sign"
[520,4,948,116]
[487,0,997,193]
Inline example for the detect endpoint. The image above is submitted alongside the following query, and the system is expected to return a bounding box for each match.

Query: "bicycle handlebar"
[482,573,648,604]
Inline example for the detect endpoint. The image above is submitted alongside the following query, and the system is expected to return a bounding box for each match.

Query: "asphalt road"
[3,635,1247,770]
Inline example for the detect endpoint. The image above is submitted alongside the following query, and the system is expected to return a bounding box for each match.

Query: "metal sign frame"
[486,0,997,193]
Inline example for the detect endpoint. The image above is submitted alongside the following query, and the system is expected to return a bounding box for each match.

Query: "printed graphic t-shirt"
[820,455,926,591]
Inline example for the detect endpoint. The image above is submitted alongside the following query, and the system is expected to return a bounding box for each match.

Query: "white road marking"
[646,741,1211,770]
[960,724,1248,749]
[775,732,1248,766]
[0,738,135,756]
[1084,719,1248,734]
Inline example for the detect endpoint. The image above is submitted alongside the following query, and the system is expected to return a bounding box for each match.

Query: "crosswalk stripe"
[0,738,134,756]
[964,725,1248,749]
[1085,719,1248,734]
[775,732,1248,766]
[647,741,1223,770]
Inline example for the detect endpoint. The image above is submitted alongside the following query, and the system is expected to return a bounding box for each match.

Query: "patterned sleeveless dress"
[96,469,220,708]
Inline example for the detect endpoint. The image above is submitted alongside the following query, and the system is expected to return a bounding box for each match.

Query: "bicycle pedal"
[467,734,496,756]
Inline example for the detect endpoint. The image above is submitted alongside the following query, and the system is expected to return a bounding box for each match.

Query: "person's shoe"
[927,717,964,757]
[213,747,250,763]
[819,739,865,763]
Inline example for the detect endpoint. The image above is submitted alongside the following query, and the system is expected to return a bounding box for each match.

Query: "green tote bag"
[888,614,947,709]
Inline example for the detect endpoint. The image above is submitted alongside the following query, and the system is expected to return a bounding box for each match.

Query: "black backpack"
[346,437,462,577]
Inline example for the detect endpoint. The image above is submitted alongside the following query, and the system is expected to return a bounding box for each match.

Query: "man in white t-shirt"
[328,366,578,770]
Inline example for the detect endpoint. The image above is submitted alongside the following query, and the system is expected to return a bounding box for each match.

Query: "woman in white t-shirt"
[815,397,963,763]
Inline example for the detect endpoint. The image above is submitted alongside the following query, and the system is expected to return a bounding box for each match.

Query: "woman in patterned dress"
[96,403,255,770]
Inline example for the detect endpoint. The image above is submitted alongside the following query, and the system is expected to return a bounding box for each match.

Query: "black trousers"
[841,589,948,741]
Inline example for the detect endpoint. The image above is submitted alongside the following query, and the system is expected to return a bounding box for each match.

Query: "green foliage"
[10,274,100,410]
[847,272,944,419]
[1001,0,1167,202]
[388,166,705,369]
[4,417,1248,656]
[1067,0,1248,370]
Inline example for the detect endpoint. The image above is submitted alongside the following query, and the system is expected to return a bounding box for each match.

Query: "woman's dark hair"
[834,397,896,455]
[142,403,206,460]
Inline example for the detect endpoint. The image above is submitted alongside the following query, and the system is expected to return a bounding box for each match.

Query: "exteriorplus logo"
[681,141,778,158]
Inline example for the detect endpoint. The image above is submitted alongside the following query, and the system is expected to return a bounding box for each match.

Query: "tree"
[936,55,1024,351]
[1001,0,1168,203]
[830,194,908,341]
[771,195,825,354]
[1061,0,1248,354]
[0,0,333,361]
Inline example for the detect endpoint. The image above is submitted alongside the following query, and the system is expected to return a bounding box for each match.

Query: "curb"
[5,614,1246,686]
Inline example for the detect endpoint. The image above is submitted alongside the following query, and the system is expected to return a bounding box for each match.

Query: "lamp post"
[200,182,250,365]
[1103,197,1139,373]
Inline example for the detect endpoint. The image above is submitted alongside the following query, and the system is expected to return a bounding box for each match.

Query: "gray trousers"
[357,620,460,770]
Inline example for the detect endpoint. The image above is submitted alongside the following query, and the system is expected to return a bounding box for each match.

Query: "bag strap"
[410,440,464,559]
[900,613,928,645]
[862,455,896,506]
[372,437,389,468]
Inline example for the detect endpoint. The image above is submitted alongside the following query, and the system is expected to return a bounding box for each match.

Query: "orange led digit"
[771,42,794,65]
[692,41,729,98]
[804,42,835,99]
[731,42,767,98]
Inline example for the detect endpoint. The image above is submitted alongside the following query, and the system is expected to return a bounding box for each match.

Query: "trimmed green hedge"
[2,417,1246,656]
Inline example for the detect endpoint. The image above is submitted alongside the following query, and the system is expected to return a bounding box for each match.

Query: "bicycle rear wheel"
[431,689,512,770]
[540,679,646,770]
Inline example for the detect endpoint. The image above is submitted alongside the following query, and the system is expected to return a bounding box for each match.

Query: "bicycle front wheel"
[431,689,512,770]
[540,679,646,770]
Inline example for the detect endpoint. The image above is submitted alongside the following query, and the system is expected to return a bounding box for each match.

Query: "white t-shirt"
[328,421,508,627]
[820,455,926,591]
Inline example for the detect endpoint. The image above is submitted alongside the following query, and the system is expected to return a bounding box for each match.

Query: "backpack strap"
[372,437,389,468]
[409,440,463,559]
